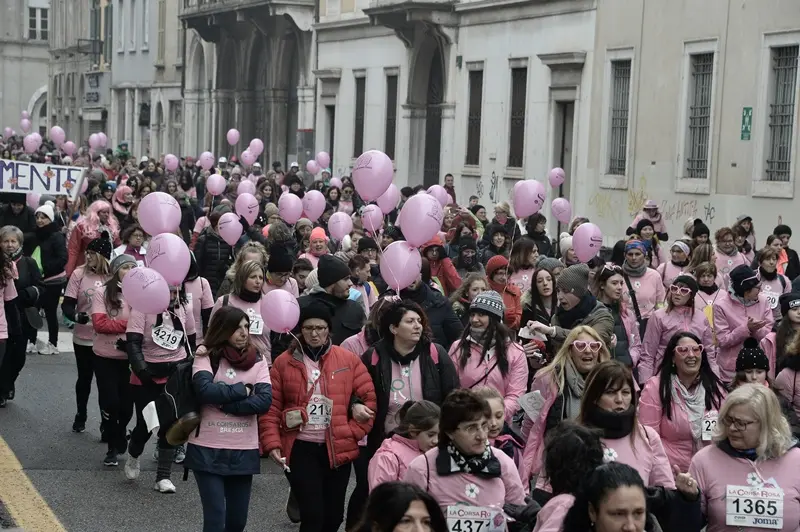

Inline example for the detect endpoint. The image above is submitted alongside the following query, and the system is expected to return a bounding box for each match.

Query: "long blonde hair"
[536,325,611,394]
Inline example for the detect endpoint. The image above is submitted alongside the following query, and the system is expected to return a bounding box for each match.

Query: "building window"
[28,8,49,41]
[384,75,398,160]
[157,0,165,63]
[607,59,632,175]
[103,3,113,65]
[130,0,136,50]
[353,76,366,158]
[177,20,185,66]
[685,53,714,179]
[142,0,149,49]
[508,67,527,168]
[766,45,799,182]
[466,69,483,166]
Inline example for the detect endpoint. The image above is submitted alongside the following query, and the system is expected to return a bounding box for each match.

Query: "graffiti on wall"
[660,199,698,222]
[704,203,716,224]
[627,176,650,217]
[589,191,618,221]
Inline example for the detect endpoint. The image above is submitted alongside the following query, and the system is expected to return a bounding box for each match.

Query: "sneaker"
[26,342,37,354]
[173,444,186,464]
[38,343,58,356]
[72,415,86,433]
[286,488,301,523]
[103,451,119,467]
[153,479,176,494]
[124,456,140,480]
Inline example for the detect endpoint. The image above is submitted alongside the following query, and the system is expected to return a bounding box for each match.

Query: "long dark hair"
[562,463,653,532]
[775,317,800,368]
[658,332,725,419]
[580,361,639,448]
[378,299,432,345]
[357,482,447,532]
[457,312,511,376]
[103,266,128,312]
[528,267,558,316]
[544,421,604,496]
[202,306,250,352]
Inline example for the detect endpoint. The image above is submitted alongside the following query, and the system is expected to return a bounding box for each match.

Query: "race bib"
[151,324,183,351]
[247,308,264,335]
[446,506,505,532]
[766,292,779,310]
[306,394,332,427]
[726,485,783,529]
[702,411,718,441]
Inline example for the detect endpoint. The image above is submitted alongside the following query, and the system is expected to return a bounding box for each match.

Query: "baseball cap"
[290,161,299,168]
[218,157,228,164]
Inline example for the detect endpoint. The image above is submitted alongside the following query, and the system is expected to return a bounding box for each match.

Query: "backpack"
[157,355,219,447]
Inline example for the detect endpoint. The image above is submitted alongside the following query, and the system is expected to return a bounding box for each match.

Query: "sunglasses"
[572,340,602,353]
[602,264,623,274]
[675,345,703,355]
[669,285,693,296]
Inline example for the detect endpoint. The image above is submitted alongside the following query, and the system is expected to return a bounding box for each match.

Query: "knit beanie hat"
[358,237,379,253]
[304,269,319,293]
[485,255,509,278]
[774,224,792,238]
[384,225,405,242]
[295,218,313,232]
[35,203,55,222]
[263,203,279,220]
[672,274,698,294]
[692,219,710,239]
[636,218,655,234]
[730,265,760,297]
[268,247,295,274]
[299,299,333,329]
[87,231,113,260]
[310,227,328,242]
[110,254,137,276]
[459,237,477,252]
[559,232,574,255]
[536,256,563,273]
[556,263,590,298]
[317,254,351,288]
[780,292,800,317]
[736,337,770,372]
[470,290,505,321]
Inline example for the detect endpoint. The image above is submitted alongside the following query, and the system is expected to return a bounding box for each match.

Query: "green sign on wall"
[741,107,753,141]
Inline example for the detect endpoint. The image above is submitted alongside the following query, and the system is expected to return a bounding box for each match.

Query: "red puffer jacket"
[258,345,376,468]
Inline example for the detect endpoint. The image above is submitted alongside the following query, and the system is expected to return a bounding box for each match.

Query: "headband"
[625,240,646,254]
[671,241,690,255]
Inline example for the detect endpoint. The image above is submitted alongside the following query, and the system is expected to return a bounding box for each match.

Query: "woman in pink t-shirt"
[184,253,214,343]
[91,254,137,467]
[211,260,269,361]
[62,233,112,434]
[185,306,272,532]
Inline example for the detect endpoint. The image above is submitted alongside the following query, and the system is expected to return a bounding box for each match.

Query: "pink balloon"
[50,126,65,146]
[281,185,288,193]
[3,127,12,138]
[164,154,179,172]
[137,192,181,236]
[573,222,603,263]
[122,267,171,314]
[278,193,303,225]
[98,132,108,147]
[199,151,215,171]
[249,138,264,157]
[218,212,243,246]
[352,150,393,201]
[315,151,331,169]
[262,289,300,333]
[20,119,31,133]
[21,111,30,120]
[513,180,546,218]
[548,167,566,188]
[376,184,400,213]
[31,132,42,144]
[240,150,255,167]
[206,174,226,196]
[235,192,259,225]
[62,141,76,156]
[237,180,256,196]
[306,160,320,175]
[88,133,101,149]
[301,190,326,222]
[26,193,40,210]
[427,185,449,207]
[329,177,343,189]
[145,233,191,286]
[398,193,443,247]
[23,134,39,154]
[380,241,422,291]
[328,212,353,241]
[551,197,572,224]
[227,129,240,146]
[361,204,384,235]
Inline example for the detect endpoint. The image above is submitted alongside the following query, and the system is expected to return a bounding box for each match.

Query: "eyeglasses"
[724,416,758,431]
[572,340,602,353]
[675,345,703,355]
[302,325,329,335]
[457,421,489,436]
[669,285,693,296]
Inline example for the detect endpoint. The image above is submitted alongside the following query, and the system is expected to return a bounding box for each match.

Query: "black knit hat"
[736,337,770,372]
[317,254,351,288]
[672,274,698,294]
[636,218,655,234]
[357,237,379,253]
[267,247,295,274]
[299,299,333,329]
[729,265,760,297]
[774,224,792,238]
[459,237,477,252]
[87,231,112,260]
[780,292,800,316]
[692,219,710,238]
[384,225,404,242]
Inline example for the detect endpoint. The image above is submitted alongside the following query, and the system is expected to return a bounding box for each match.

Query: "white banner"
[0,159,85,199]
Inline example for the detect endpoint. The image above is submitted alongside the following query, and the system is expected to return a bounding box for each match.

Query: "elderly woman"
[689,384,800,531]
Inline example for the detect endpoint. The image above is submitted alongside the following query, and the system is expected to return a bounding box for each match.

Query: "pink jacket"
[404,447,526,512]
[759,332,779,380]
[447,339,529,421]
[622,268,666,319]
[775,367,800,423]
[602,424,676,489]
[656,261,689,290]
[639,306,717,382]
[368,434,422,490]
[620,305,645,368]
[689,444,800,532]
[519,373,559,489]
[713,291,774,382]
[639,376,724,472]
[532,494,575,532]
[341,330,369,357]
[760,274,791,322]
[714,252,748,290]
[629,213,668,236]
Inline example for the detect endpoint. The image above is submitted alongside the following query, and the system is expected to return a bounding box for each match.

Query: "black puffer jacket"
[390,282,464,349]
[8,254,41,332]
[297,289,366,346]
[523,231,554,258]
[194,229,234,298]
[0,203,37,255]
[33,223,67,279]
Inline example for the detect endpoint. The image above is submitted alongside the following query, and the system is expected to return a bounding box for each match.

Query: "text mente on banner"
[0,159,84,197]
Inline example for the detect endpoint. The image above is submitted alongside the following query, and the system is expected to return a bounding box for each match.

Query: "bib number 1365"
[726,485,783,529]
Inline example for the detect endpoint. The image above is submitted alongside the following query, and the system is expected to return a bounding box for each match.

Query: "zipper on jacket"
[320,368,339,469]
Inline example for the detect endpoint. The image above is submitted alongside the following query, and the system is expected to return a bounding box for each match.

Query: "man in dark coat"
[0,193,37,255]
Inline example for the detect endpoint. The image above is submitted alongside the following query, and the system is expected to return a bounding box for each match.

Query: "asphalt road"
[0,332,349,531]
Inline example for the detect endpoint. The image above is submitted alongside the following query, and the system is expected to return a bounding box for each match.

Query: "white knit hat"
[35,203,55,222]
[559,232,574,255]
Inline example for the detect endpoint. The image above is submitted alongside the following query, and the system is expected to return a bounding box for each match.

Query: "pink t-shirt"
[508,268,535,294]
[385,359,424,434]
[0,280,18,340]
[211,294,270,361]
[126,306,190,385]
[298,253,320,269]
[188,354,271,450]
[193,217,210,235]
[185,277,214,341]
[263,277,300,298]
[90,287,130,359]
[296,356,327,444]
[65,266,109,345]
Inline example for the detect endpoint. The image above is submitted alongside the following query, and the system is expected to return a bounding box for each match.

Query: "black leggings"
[93,355,133,453]
[74,344,96,418]
[129,382,175,480]
[194,471,253,532]
[289,440,352,532]
[0,339,12,395]
[40,283,64,346]
[345,446,372,529]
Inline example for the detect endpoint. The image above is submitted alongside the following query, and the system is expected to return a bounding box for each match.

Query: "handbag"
[623,273,649,338]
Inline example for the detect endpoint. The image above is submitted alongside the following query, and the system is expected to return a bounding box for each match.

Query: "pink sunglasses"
[572,340,602,353]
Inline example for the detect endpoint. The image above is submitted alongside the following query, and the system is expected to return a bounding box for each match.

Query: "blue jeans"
[193,471,253,532]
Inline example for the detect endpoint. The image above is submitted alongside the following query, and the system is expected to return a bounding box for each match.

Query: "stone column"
[183,90,198,156]
[124,89,133,145]
[401,104,426,188]
[265,88,288,166]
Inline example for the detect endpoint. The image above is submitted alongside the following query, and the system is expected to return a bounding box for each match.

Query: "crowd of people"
[4,133,800,532]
